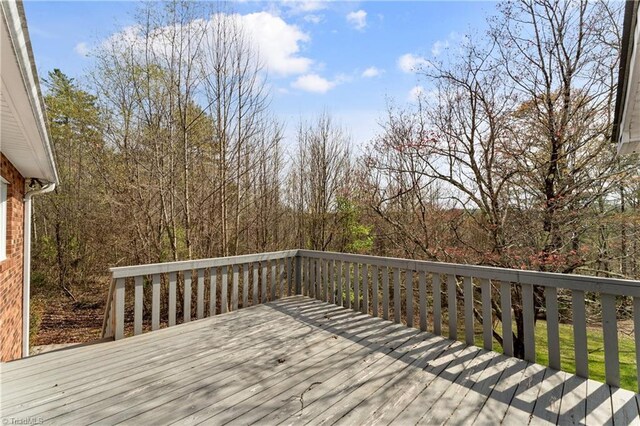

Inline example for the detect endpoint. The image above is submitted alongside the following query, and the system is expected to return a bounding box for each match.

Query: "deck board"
[1,296,637,425]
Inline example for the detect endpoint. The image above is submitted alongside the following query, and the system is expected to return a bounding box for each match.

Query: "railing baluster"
[406,270,414,328]
[338,260,344,306]
[304,257,311,297]
[210,268,217,316]
[271,260,277,301]
[572,289,588,377]
[500,281,512,356]
[221,267,228,314]
[330,259,336,304]
[545,286,560,370]
[481,279,492,351]
[310,259,316,300]
[152,273,161,331]
[354,262,360,312]
[601,293,620,387]
[447,274,457,340]
[318,259,323,300]
[463,276,473,345]
[253,263,259,305]
[280,260,285,299]
[232,264,239,311]
[394,268,401,324]
[313,258,318,300]
[433,274,441,335]
[261,262,268,303]
[363,264,369,315]
[134,276,143,336]
[324,259,329,302]
[382,266,389,320]
[345,262,351,309]
[243,264,249,308]
[197,269,205,319]
[317,259,322,301]
[295,256,301,295]
[419,270,427,331]
[287,257,293,296]
[635,297,640,393]
[303,257,307,296]
[372,265,379,318]
[169,272,177,325]
[307,258,316,299]
[184,271,192,322]
[114,278,125,340]
[522,283,535,362]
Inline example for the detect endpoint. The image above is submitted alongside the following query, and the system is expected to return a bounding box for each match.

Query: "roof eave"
[1,0,58,184]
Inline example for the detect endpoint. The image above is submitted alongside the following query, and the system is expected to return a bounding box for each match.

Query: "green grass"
[535,321,636,391]
[474,320,637,392]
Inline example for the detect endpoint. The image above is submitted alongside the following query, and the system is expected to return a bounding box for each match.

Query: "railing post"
[601,294,620,387]
[114,278,125,340]
[152,273,161,331]
[101,275,116,339]
[522,283,536,363]
[134,276,143,336]
[295,255,302,295]
[184,270,192,322]
[572,289,588,377]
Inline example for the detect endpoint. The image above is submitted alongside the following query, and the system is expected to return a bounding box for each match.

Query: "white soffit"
[619,5,640,156]
[0,1,58,183]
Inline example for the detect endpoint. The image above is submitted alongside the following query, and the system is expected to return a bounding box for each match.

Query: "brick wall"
[0,153,25,362]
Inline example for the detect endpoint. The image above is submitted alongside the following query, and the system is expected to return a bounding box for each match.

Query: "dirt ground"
[32,296,105,346]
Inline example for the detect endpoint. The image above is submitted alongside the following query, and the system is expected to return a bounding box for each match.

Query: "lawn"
[474,320,637,392]
[534,320,637,392]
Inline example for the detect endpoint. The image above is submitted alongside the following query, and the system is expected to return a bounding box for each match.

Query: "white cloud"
[431,40,449,57]
[361,66,383,78]
[240,12,312,76]
[303,14,323,24]
[397,53,430,73]
[408,85,424,102]
[291,74,336,93]
[74,42,90,57]
[282,0,328,14]
[104,12,312,78]
[346,10,367,31]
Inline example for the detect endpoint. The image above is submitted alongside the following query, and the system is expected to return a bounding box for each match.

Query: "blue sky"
[24,1,494,148]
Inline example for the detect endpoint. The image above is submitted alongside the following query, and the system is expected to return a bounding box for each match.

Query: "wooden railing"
[101,250,298,340]
[103,249,640,391]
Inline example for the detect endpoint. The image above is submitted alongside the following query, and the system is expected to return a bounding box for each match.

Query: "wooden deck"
[1,296,639,425]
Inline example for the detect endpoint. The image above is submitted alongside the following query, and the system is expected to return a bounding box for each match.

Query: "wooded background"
[30,0,640,345]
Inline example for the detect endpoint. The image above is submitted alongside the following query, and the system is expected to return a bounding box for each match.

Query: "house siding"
[0,153,25,362]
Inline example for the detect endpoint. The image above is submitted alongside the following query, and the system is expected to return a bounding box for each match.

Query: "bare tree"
[291,113,352,250]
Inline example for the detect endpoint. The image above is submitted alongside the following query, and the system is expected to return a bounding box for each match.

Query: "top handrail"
[109,249,299,278]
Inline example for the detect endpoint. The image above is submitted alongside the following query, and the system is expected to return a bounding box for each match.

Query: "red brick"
[0,153,25,361]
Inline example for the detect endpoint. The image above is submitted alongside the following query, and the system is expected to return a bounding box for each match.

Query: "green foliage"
[336,197,373,253]
[29,297,45,343]
[159,226,191,262]
[339,287,359,307]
